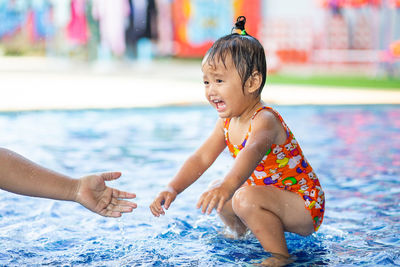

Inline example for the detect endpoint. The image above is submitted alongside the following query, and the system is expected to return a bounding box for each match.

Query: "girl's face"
[202,54,257,119]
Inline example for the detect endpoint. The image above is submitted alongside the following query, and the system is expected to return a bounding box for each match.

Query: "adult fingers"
[103,209,122,218]
[100,172,122,181]
[106,203,134,213]
[111,198,137,209]
[97,207,121,218]
[112,189,136,199]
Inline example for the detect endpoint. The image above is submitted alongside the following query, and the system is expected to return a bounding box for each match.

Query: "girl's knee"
[232,187,257,217]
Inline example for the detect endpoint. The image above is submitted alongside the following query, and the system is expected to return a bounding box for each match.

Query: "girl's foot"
[259,253,294,267]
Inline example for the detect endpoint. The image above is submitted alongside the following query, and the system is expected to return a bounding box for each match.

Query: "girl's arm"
[197,112,281,214]
[150,119,227,216]
[0,148,137,217]
[169,119,227,194]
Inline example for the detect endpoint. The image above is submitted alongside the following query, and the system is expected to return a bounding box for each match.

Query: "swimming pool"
[0,105,399,266]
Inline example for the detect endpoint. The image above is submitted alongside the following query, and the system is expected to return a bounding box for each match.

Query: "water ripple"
[0,105,399,266]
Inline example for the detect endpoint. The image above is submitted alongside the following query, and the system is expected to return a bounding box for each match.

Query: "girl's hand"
[75,172,137,217]
[150,187,177,217]
[196,183,233,215]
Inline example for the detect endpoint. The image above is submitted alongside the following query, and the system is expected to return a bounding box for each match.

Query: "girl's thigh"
[233,186,314,236]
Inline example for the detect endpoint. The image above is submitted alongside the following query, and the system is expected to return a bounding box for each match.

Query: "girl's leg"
[218,198,248,236]
[231,186,314,260]
[207,180,247,236]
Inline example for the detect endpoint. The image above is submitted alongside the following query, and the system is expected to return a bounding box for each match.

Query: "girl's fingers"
[155,196,163,210]
[196,194,205,209]
[164,195,173,209]
[206,197,218,214]
[150,192,176,217]
[150,206,157,216]
[154,202,164,216]
[150,204,161,217]
[150,200,159,216]
[197,191,220,214]
[155,196,168,215]
[216,198,226,213]
[201,194,212,214]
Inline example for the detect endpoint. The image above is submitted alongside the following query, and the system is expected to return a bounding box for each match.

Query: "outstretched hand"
[149,187,177,217]
[75,172,137,217]
[196,183,233,215]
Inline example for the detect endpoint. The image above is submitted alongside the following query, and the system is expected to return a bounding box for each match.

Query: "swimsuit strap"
[224,106,269,130]
[251,106,291,137]
[224,106,291,147]
[223,118,249,148]
[224,117,231,128]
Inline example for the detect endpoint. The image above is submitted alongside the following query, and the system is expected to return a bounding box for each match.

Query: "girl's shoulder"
[250,107,289,144]
[251,107,284,130]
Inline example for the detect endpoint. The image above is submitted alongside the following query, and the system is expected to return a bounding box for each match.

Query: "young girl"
[150,17,325,266]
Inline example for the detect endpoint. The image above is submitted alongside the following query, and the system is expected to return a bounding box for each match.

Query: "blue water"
[0,105,399,266]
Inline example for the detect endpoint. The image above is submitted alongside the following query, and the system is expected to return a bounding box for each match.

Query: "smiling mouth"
[212,99,226,112]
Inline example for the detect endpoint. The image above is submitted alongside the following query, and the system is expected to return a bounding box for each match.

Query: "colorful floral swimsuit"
[224,106,325,231]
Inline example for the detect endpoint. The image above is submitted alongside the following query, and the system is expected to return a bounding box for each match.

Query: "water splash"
[0,105,399,266]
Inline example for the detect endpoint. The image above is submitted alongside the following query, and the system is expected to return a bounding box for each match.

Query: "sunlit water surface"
[0,105,399,266]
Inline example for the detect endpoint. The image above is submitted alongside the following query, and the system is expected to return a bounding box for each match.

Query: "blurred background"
[0,0,399,96]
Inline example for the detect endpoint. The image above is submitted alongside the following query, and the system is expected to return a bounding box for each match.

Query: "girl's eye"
[216,79,223,83]
[203,81,209,85]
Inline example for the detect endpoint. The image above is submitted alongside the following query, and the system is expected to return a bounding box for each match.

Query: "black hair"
[204,16,267,95]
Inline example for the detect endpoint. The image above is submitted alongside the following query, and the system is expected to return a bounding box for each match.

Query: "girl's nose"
[206,83,216,97]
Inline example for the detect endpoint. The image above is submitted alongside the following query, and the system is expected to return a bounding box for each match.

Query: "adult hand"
[75,172,137,217]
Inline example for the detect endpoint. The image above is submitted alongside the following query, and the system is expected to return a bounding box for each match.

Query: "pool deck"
[1,56,399,111]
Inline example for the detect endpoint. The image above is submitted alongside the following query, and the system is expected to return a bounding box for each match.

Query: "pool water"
[0,105,399,266]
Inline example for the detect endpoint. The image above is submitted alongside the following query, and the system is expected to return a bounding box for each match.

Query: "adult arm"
[0,147,137,217]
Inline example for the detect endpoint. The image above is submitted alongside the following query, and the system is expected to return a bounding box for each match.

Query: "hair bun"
[232,16,247,35]
[234,16,246,31]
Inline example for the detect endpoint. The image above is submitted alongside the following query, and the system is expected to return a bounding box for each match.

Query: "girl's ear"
[245,71,262,94]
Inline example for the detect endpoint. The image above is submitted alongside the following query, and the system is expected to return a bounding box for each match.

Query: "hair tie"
[231,16,247,35]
